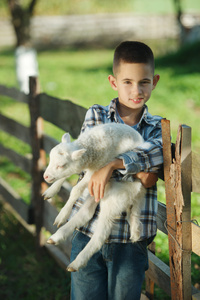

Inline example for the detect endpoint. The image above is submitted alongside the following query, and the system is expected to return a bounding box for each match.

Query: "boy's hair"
[113,41,155,76]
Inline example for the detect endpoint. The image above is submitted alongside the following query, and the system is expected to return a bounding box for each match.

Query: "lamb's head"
[43,133,86,183]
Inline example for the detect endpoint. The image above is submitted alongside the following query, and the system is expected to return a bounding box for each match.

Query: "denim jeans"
[70,231,153,300]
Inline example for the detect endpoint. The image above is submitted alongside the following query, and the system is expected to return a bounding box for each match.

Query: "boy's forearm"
[108,158,125,171]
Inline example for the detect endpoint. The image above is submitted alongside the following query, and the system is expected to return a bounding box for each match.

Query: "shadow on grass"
[0,202,71,300]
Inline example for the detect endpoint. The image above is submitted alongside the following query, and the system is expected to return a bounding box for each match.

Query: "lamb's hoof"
[67,266,77,272]
[47,238,56,245]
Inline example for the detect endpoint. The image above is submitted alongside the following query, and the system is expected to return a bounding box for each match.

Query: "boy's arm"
[118,124,163,175]
[88,160,158,202]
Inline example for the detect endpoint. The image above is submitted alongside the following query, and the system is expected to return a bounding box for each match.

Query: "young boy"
[70,41,163,300]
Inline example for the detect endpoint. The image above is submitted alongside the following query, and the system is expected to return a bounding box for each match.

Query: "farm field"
[0,40,200,299]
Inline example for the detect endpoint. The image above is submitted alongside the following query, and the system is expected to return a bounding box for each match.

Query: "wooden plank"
[29,76,45,249]
[0,177,29,223]
[43,200,59,234]
[192,222,200,256]
[40,93,87,139]
[44,243,70,270]
[43,134,59,154]
[192,152,200,193]
[180,125,192,300]
[0,84,28,103]
[0,113,30,145]
[145,242,156,299]
[146,250,171,296]
[193,292,200,300]
[0,144,32,174]
[157,201,167,235]
[161,119,178,299]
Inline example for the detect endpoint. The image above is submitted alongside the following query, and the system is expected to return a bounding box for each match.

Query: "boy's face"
[108,62,159,112]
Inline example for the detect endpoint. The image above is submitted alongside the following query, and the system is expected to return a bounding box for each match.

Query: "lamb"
[43,123,146,272]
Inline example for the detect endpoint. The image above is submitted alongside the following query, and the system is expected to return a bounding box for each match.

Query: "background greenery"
[0,0,200,16]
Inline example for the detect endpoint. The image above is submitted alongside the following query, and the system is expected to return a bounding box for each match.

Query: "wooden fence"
[0,77,200,299]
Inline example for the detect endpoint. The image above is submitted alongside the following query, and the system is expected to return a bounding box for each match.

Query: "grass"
[0,41,200,298]
[0,0,199,16]
[0,202,70,300]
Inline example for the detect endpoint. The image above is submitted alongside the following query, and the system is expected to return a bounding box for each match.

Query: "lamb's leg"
[43,178,66,200]
[67,204,114,272]
[128,182,146,242]
[129,207,142,243]
[47,195,97,244]
[54,175,91,227]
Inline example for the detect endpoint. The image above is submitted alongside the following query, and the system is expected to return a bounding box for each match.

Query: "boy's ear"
[108,75,118,91]
[152,74,160,90]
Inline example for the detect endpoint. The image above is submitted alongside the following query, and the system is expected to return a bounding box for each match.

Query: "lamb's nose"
[44,174,49,180]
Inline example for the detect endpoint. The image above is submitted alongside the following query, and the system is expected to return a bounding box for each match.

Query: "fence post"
[162,119,192,299]
[179,125,192,299]
[29,76,46,251]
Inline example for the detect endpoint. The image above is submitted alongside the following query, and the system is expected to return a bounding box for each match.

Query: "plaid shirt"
[69,98,163,242]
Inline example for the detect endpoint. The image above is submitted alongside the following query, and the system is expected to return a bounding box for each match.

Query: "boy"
[70,41,163,300]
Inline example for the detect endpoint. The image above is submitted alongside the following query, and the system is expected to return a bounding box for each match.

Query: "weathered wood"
[161,119,178,298]
[43,200,59,234]
[0,113,31,145]
[43,134,59,154]
[0,177,29,222]
[0,143,32,174]
[145,242,156,299]
[40,93,87,139]
[29,76,45,250]
[179,125,192,300]
[192,222,200,256]
[146,250,171,296]
[0,84,28,103]
[192,152,200,193]
[157,201,167,235]
[193,292,200,300]
[44,243,70,270]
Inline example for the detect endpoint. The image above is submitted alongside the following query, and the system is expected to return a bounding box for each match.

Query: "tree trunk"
[7,0,38,94]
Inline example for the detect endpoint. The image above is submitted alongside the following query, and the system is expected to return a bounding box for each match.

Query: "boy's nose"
[132,84,141,96]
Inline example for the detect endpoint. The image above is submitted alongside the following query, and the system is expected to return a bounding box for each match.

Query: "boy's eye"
[124,80,131,84]
[140,80,151,85]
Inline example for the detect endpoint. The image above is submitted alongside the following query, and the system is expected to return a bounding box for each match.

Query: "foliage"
[0,0,200,17]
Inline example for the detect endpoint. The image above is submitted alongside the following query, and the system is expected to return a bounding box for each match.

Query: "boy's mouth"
[130,98,143,104]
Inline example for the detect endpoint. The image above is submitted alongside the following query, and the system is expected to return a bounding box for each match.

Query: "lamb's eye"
[59,152,64,156]
[56,165,63,169]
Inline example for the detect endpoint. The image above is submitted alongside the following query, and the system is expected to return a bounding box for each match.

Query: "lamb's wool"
[43,123,146,271]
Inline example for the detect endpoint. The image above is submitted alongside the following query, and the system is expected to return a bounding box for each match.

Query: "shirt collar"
[108,98,152,127]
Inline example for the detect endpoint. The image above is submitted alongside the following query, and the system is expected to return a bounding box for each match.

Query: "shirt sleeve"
[118,123,163,175]
[80,106,104,133]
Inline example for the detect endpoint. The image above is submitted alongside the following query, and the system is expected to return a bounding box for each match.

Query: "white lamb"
[43,123,146,272]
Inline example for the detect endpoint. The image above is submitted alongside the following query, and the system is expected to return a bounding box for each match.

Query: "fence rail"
[0,77,200,299]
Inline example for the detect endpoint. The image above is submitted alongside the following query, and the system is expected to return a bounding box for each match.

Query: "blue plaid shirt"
[70,98,163,242]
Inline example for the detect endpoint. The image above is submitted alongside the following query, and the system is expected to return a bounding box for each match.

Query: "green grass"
[0,202,70,300]
[0,0,199,16]
[0,41,200,298]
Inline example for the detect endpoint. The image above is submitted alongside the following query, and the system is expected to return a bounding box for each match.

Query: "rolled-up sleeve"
[118,123,163,175]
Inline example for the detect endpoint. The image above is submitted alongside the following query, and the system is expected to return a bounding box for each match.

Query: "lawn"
[0,41,200,299]
[0,0,199,16]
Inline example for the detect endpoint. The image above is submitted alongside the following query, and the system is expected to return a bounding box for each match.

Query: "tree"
[8,0,37,47]
[7,0,39,94]
[173,0,200,45]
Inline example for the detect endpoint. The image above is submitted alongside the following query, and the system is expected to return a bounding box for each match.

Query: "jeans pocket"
[136,240,148,257]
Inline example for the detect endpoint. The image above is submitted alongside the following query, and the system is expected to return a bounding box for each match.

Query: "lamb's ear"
[71,149,86,160]
[62,133,71,144]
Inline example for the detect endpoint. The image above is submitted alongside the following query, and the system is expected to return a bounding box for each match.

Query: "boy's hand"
[134,172,158,188]
[88,159,124,203]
